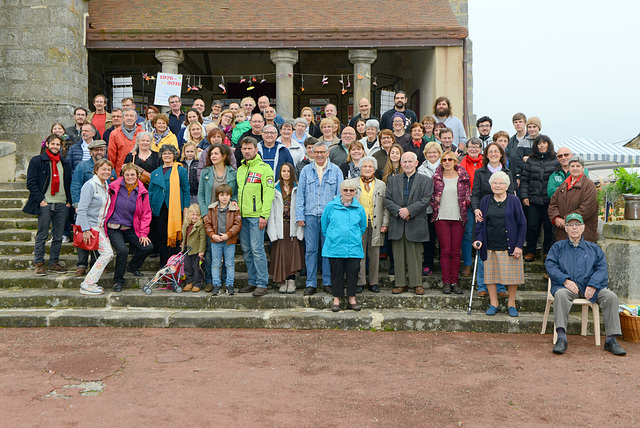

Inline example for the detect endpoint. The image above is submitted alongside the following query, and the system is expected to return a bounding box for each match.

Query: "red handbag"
[73,225,99,251]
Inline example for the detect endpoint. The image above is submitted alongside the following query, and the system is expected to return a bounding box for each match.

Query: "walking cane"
[467,252,479,315]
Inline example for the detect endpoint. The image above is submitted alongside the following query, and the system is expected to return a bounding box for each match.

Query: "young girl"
[181,141,199,204]
[204,184,242,295]
[181,204,207,292]
[266,163,304,293]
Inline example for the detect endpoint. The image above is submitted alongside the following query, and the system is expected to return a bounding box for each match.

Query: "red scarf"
[46,149,61,195]
[412,139,422,148]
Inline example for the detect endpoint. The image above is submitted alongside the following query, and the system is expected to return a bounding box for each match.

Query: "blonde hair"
[301,106,315,124]
[330,116,341,135]
[185,122,204,146]
[423,141,443,158]
[183,203,202,226]
[181,141,199,161]
[319,117,334,129]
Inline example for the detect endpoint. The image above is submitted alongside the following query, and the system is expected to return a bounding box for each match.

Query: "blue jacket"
[257,141,294,181]
[66,141,87,174]
[545,238,608,303]
[148,164,190,216]
[295,161,343,220]
[70,158,117,207]
[321,196,367,258]
[475,193,526,261]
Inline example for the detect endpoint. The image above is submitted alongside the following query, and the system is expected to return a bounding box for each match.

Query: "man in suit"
[384,152,433,294]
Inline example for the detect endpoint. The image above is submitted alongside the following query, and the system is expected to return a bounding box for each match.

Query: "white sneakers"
[80,284,104,295]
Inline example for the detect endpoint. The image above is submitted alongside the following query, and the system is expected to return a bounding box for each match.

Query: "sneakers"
[61,235,70,244]
[452,283,463,295]
[286,279,296,294]
[226,285,235,295]
[48,262,67,274]
[80,284,104,295]
[34,263,46,276]
[422,267,432,276]
[211,286,221,296]
[278,283,287,294]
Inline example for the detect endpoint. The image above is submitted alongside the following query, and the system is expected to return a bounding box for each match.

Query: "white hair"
[488,171,511,187]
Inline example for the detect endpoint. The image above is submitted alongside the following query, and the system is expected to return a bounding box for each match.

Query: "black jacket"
[23,153,72,215]
[520,153,559,205]
[471,165,515,211]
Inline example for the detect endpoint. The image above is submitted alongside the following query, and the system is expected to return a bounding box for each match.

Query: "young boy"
[203,184,242,295]
[181,204,207,292]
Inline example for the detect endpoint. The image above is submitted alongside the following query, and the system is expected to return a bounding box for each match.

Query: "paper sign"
[154,73,183,106]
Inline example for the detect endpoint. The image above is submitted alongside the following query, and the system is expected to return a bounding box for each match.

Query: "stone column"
[269,49,298,119]
[155,49,185,112]
[348,49,377,107]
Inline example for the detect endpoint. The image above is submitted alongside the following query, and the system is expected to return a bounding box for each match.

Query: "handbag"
[131,153,151,185]
[73,224,99,251]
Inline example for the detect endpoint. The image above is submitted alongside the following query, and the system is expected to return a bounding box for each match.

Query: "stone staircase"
[0,181,596,333]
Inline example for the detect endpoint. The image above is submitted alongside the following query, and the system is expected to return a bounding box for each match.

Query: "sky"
[468,0,640,145]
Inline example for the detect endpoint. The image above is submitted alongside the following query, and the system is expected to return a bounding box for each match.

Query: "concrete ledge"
[0,142,17,182]
[603,220,640,241]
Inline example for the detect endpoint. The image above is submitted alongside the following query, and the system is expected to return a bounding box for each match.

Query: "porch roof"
[86,0,467,50]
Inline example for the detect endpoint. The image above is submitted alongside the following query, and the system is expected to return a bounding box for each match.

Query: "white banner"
[154,73,183,106]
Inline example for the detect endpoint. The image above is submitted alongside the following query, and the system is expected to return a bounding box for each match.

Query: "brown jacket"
[203,202,242,245]
[548,174,598,242]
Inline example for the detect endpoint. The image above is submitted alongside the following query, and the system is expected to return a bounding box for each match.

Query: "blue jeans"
[203,244,227,285]
[304,215,331,288]
[211,241,236,287]
[240,217,268,288]
[34,203,68,265]
[476,258,507,293]
[462,208,474,267]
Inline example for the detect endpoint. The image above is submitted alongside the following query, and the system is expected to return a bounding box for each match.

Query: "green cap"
[565,213,584,224]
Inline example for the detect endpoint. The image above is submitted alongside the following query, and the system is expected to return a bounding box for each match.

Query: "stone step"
[0,208,31,218]
[0,229,36,242]
[0,306,602,334]
[0,269,550,291]
[0,218,38,229]
[0,241,77,255]
[0,199,25,209]
[0,182,28,190]
[0,189,29,198]
[0,288,553,312]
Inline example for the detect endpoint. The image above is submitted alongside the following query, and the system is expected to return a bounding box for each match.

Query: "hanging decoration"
[322,74,328,85]
[239,76,246,84]
[372,74,378,86]
[260,75,266,84]
[346,75,351,88]
[143,73,155,81]
[357,74,364,80]
[300,75,305,92]
[218,76,226,93]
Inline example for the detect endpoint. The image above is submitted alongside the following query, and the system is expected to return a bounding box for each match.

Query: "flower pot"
[623,194,640,220]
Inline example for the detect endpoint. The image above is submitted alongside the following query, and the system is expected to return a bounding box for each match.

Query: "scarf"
[348,162,360,178]
[222,123,233,140]
[360,175,375,192]
[153,128,169,145]
[125,181,137,196]
[487,163,503,174]
[122,124,137,140]
[46,149,61,195]
[167,163,183,247]
[566,173,583,190]
[412,139,422,148]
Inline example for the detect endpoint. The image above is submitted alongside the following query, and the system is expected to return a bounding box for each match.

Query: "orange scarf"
[167,163,183,247]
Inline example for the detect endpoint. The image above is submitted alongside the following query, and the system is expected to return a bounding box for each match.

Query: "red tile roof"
[87,0,467,49]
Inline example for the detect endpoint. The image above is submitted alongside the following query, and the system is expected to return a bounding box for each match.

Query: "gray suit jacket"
[384,172,433,242]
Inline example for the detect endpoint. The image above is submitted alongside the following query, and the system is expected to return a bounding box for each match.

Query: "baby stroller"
[142,246,191,295]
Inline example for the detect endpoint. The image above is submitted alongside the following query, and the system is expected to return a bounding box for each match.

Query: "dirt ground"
[0,328,638,427]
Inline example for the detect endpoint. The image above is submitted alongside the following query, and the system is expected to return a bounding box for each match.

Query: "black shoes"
[127,268,144,277]
[303,287,316,296]
[356,285,364,294]
[113,283,123,293]
[323,285,332,294]
[347,302,362,311]
[552,338,568,355]
[604,339,627,356]
[368,284,380,293]
[452,283,463,295]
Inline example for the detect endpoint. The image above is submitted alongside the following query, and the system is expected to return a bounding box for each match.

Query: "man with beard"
[24,134,73,276]
[380,91,418,132]
[66,107,92,146]
[476,116,493,148]
[433,96,467,149]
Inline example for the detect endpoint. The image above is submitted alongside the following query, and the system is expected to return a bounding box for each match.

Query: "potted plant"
[603,167,640,220]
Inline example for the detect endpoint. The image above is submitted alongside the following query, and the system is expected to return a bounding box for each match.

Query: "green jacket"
[237,153,275,218]
[547,167,589,199]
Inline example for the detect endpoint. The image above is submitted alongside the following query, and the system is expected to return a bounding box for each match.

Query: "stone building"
[0,0,472,178]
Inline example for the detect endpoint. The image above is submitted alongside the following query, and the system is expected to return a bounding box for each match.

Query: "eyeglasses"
[441,158,455,163]
[557,153,572,158]
[478,124,491,128]
[314,151,327,155]
[263,131,277,135]
[566,223,583,228]
[342,189,355,193]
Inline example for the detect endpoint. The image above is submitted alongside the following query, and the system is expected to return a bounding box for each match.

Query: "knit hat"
[88,140,106,149]
[565,213,584,224]
[391,112,406,125]
[526,116,541,130]
[365,119,380,130]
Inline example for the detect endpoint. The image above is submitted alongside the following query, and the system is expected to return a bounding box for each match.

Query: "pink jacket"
[430,164,472,223]
[106,177,152,238]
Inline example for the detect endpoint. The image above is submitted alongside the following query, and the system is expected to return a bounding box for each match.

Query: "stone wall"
[448,0,473,135]
[601,220,640,301]
[0,0,88,178]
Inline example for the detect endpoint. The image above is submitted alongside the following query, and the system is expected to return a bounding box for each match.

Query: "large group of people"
[24,92,627,356]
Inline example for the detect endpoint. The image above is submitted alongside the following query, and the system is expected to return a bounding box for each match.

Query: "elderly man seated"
[545,213,626,356]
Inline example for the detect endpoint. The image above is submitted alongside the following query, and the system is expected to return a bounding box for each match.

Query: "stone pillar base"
[601,220,640,301]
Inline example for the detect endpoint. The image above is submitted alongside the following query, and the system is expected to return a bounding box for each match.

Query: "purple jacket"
[475,193,526,261]
[106,177,152,238]
[430,165,471,223]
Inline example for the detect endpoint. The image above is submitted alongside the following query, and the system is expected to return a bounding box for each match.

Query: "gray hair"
[123,108,137,115]
[263,124,277,133]
[569,155,585,166]
[401,151,418,162]
[313,141,328,151]
[365,119,380,130]
[488,170,511,188]
[359,156,378,170]
[132,131,153,153]
[293,117,307,127]
[466,137,482,148]
[158,143,179,161]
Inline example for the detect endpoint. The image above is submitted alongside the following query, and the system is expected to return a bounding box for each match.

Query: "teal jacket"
[148,164,190,216]
[321,196,367,258]
[237,153,275,218]
[197,165,238,217]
